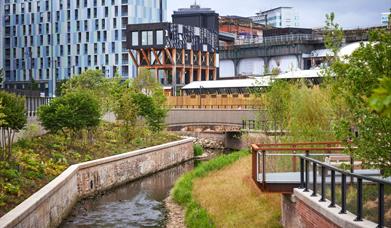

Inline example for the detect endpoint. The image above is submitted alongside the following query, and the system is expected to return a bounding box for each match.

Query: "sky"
[167,0,391,29]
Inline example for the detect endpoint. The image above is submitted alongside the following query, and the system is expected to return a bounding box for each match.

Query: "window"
[141,31,153,45]
[132,32,138,46]
[156,30,163,45]
[141,31,147,45]
[147,31,153,45]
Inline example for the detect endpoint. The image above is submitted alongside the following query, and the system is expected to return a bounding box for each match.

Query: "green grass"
[172,150,249,228]
[193,144,204,156]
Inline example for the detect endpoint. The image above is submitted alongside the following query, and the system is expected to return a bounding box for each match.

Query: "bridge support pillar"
[264,57,271,75]
[233,59,240,76]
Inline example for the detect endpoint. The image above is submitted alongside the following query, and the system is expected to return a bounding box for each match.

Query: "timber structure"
[126,22,219,91]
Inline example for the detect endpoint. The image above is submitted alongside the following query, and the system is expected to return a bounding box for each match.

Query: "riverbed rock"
[164,195,185,228]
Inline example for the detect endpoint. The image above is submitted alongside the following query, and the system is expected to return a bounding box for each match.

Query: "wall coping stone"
[0,137,194,228]
[293,188,377,228]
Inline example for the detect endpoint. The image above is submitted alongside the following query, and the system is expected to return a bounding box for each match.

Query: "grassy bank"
[0,122,179,216]
[172,150,250,228]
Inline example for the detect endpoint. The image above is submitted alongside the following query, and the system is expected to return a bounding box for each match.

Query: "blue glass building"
[2,0,166,96]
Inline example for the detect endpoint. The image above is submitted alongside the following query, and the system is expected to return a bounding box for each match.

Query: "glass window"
[147,31,153,45]
[141,31,147,45]
[132,31,138,46]
[156,30,163,45]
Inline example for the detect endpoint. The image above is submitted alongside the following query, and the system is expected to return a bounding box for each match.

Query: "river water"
[60,161,194,228]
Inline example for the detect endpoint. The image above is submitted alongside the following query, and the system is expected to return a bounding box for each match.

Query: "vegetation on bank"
[0,68,174,216]
[193,155,281,227]
[172,150,249,228]
[193,144,204,156]
[257,15,391,175]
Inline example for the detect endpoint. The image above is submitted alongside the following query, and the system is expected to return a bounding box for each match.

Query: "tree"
[0,91,27,161]
[263,80,291,138]
[369,77,391,117]
[38,91,101,137]
[330,28,391,175]
[0,68,4,88]
[113,68,168,140]
[61,69,121,112]
[323,12,344,59]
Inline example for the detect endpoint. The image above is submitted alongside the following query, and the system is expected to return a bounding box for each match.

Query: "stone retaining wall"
[0,138,194,228]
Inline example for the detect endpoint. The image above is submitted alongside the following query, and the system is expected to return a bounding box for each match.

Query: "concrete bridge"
[165,108,261,130]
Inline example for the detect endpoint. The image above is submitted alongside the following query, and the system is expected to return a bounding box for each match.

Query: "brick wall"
[296,198,340,228]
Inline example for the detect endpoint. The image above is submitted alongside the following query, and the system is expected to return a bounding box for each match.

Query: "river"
[60,161,194,228]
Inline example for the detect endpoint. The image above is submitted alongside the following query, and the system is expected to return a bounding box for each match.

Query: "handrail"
[254,141,342,147]
[299,155,390,227]
[252,147,346,152]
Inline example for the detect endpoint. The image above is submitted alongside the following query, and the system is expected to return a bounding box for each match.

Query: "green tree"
[330,28,391,175]
[263,80,291,136]
[324,12,344,59]
[0,91,27,161]
[61,69,121,112]
[38,91,101,137]
[0,68,4,88]
[369,77,391,116]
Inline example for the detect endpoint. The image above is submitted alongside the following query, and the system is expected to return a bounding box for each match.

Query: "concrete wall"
[281,188,377,228]
[0,138,194,228]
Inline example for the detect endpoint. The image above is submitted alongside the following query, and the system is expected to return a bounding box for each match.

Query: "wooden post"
[206,52,210,81]
[172,49,177,95]
[198,50,202,81]
[190,49,194,82]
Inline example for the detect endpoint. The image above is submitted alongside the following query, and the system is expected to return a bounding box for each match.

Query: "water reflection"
[61,161,194,228]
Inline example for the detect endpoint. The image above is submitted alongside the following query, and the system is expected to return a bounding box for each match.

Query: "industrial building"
[2,0,166,96]
[126,3,219,95]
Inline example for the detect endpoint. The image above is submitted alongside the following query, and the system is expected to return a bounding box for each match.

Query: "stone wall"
[281,188,377,228]
[0,138,194,228]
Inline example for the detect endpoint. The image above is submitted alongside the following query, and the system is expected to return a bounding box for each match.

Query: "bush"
[38,91,101,135]
[193,144,203,156]
[0,91,27,161]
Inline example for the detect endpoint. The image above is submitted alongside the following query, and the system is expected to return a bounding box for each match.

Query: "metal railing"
[299,155,391,227]
[25,96,52,117]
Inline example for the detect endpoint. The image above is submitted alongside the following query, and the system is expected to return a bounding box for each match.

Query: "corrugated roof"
[275,69,324,79]
[182,77,271,89]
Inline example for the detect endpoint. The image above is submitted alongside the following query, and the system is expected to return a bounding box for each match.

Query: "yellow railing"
[166,94,263,109]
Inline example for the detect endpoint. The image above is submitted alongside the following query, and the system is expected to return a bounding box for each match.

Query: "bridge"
[219,32,369,77]
[166,108,261,130]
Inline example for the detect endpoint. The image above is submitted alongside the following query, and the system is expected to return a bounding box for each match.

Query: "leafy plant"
[328,28,391,175]
[0,91,27,161]
[38,91,101,137]
[193,144,203,156]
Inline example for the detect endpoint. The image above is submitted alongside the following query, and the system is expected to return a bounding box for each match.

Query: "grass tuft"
[193,144,204,156]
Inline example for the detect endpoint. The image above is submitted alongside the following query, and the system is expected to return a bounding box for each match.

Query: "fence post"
[379,183,385,227]
[311,162,317,196]
[329,170,336,208]
[340,174,347,214]
[355,178,363,221]
[320,166,326,202]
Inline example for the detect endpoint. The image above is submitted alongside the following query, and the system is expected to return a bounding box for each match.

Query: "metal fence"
[299,155,391,227]
[25,96,52,117]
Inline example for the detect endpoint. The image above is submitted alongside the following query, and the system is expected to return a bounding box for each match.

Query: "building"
[126,4,219,95]
[3,0,166,96]
[172,3,219,33]
[0,1,4,72]
[219,16,265,45]
[126,22,219,87]
[381,12,390,26]
[251,7,299,28]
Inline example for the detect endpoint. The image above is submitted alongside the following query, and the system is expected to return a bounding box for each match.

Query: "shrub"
[38,91,101,135]
[193,144,203,156]
[0,91,27,161]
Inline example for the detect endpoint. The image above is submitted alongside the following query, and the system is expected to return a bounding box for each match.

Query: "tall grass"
[172,150,249,228]
[193,144,203,156]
